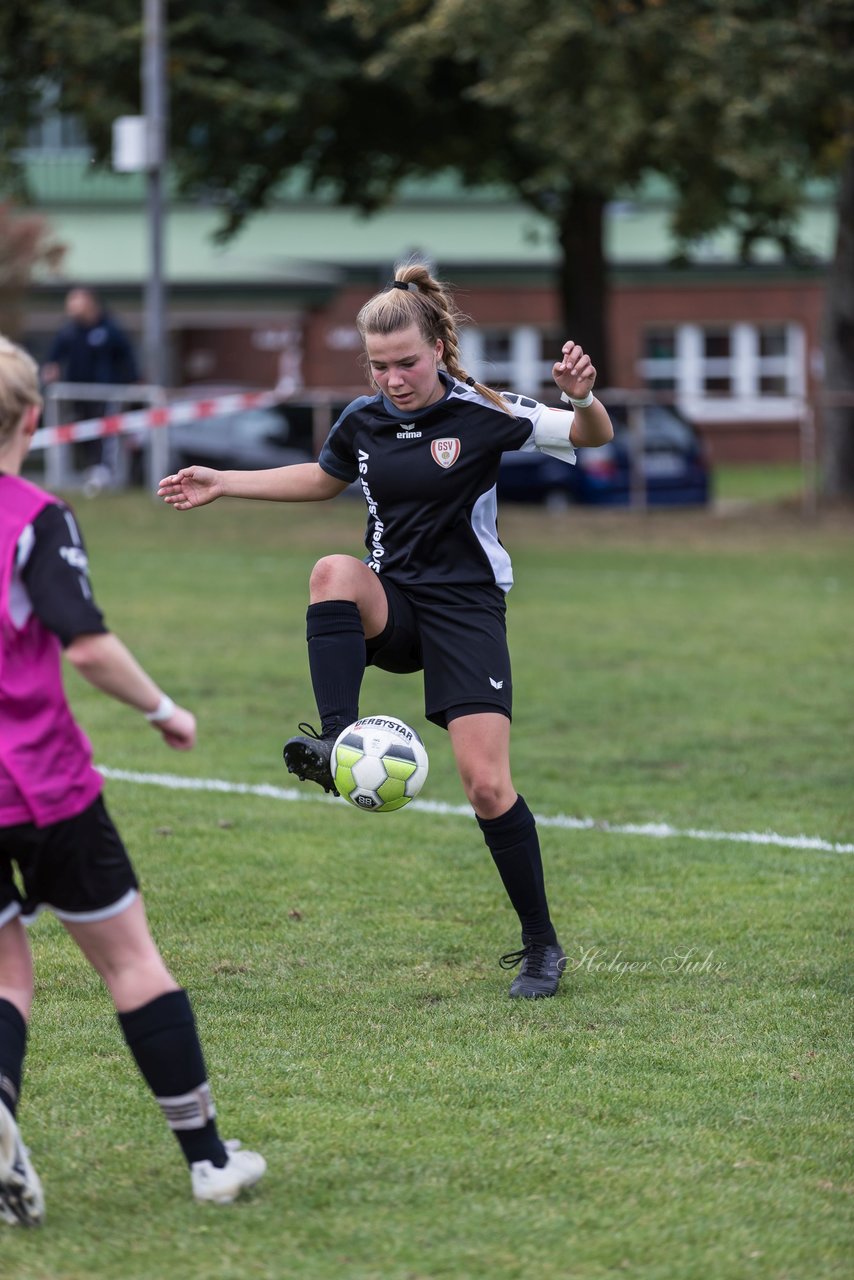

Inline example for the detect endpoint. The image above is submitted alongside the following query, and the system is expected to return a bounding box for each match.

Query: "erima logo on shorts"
[489,677,504,689]
[431,438,461,468]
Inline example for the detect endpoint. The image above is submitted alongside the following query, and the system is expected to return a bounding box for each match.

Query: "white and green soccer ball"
[332,715,429,812]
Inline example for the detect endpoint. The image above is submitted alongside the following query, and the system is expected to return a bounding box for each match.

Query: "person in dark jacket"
[43,288,140,490]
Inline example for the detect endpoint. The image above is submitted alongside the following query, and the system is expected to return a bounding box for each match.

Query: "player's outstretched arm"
[65,632,196,750]
[158,462,348,510]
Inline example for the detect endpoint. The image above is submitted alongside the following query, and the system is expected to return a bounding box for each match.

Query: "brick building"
[18,151,835,464]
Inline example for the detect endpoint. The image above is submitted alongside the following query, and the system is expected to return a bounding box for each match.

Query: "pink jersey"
[0,474,102,827]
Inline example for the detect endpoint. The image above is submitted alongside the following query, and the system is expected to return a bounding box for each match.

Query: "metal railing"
[29,381,851,516]
[595,387,826,518]
[39,382,169,494]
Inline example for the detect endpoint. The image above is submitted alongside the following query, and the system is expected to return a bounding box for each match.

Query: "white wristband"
[144,694,176,724]
[560,390,594,409]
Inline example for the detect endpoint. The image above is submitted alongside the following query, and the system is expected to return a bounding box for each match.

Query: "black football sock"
[0,998,26,1118]
[477,795,558,944]
[118,989,227,1168]
[306,600,365,737]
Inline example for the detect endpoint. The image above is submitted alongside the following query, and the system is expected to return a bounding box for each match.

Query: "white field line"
[98,766,854,855]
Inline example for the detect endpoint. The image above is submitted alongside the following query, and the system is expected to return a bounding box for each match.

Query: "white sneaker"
[191,1139,266,1205]
[0,1100,44,1227]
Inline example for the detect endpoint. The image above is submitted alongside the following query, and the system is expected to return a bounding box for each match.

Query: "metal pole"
[312,402,333,459]
[142,0,167,390]
[141,0,172,491]
[800,400,818,519]
[627,401,647,511]
[43,386,70,491]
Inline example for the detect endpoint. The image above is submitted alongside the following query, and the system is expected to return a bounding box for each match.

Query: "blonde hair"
[356,263,513,414]
[0,335,42,446]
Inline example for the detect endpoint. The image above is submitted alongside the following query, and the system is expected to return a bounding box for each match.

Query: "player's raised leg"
[283,554,389,793]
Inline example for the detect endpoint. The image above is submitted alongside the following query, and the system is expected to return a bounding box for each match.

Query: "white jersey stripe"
[470,486,514,593]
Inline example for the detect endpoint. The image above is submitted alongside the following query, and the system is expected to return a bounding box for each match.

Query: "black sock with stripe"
[118,989,227,1168]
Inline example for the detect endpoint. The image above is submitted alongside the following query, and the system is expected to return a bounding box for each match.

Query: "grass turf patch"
[4,493,852,1279]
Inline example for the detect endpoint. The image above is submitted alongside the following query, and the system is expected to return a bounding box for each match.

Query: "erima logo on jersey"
[431,438,461,468]
[489,677,504,689]
[397,429,422,439]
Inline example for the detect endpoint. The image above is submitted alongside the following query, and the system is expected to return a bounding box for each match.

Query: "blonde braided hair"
[356,263,513,414]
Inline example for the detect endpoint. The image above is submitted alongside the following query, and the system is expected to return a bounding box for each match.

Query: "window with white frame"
[639,322,806,420]
[460,326,565,399]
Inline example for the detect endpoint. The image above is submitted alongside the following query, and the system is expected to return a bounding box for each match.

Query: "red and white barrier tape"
[29,390,283,451]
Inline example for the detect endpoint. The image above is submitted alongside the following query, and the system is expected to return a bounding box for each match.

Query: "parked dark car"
[166,399,315,473]
[497,402,711,508]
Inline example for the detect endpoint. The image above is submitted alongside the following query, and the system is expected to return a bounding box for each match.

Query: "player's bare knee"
[463,775,509,818]
[308,554,360,601]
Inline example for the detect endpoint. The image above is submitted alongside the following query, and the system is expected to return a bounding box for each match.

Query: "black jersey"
[318,374,561,592]
[12,500,107,645]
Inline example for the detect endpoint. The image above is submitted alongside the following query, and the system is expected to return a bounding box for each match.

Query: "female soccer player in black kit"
[159,265,613,999]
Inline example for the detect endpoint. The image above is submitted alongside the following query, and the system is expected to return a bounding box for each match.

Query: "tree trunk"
[555,188,610,387]
[821,147,854,501]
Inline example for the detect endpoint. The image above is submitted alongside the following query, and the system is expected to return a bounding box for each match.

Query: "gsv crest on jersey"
[431,438,461,469]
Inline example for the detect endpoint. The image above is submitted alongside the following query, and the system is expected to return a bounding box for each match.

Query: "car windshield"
[173,407,289,446]
[607,404,697,449]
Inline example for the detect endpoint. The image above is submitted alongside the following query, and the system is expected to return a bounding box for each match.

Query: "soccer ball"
[332,715,429,812]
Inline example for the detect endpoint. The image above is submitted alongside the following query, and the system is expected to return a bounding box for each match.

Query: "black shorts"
[366,579,512,729]
[0,795,139,928]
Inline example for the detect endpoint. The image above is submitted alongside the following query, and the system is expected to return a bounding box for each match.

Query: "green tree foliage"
[0,1,506,227]
[334,1,852,373]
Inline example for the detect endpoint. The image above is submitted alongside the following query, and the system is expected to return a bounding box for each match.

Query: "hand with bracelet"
[144,690,196,750]
[552,339,613,447]
[59,630,196,751]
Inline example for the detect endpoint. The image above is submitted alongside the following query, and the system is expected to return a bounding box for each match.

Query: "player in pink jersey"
[0,336,264,1225]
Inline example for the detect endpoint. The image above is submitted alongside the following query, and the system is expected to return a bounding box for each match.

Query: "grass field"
[713,463,807,505]
[5,490,853,1280]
